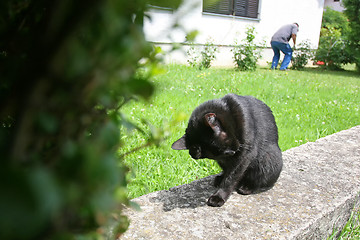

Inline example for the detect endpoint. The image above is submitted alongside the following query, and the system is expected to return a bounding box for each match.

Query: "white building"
[324,0,345,12]
[144,0,326,67]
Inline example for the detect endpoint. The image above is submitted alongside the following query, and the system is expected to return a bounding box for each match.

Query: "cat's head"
[172,113,236,160]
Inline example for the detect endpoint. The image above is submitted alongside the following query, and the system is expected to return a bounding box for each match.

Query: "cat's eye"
[189,146,202,159]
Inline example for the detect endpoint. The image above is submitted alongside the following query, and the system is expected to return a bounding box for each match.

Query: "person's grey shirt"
[271,24,298,43]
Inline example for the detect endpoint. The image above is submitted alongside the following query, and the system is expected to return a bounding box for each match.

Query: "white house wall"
[324,0,345,12]
[144,0,325,67]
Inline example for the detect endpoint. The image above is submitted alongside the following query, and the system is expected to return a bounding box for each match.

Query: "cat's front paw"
[207,195,225,207]
[236,186,253,195]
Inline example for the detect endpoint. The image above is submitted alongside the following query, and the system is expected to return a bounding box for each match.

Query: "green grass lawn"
[120,65,360,199]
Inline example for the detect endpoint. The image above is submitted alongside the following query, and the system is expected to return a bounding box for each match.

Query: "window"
[203,0,259,19]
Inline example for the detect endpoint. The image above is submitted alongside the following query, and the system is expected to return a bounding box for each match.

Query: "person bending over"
[270,23,299,70]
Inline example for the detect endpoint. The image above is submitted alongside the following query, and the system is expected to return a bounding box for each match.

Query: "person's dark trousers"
[271,41,293,70]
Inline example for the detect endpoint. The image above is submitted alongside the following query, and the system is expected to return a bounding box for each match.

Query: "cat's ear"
[171,135,187,150]
[205,113,227,139]
[205,113,221,135]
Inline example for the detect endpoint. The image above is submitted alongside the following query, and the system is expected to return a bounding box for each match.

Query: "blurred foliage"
[0,0,171,239]
[315,7,353,70]
[148,0,182,9]
[291,40,314,70]
[343,0,360,72]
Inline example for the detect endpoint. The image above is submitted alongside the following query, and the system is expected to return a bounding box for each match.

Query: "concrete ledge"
[119,126,360,239]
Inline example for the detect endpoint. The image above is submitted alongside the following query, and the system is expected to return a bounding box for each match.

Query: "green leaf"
[186,30,199,42]
[128,78,154,100]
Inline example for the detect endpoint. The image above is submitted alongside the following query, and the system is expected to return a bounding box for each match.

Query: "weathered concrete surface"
[120,126,360,240]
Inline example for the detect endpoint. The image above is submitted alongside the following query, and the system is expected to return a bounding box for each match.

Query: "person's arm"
[291,33,297,49]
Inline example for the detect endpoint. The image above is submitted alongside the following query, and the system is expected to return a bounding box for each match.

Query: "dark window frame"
[203,0,260,19]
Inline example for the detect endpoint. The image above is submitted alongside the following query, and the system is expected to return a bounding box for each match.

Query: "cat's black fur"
[172,94,283,207]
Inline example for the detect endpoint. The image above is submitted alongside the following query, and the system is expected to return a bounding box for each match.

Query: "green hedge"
[343,0,360,72]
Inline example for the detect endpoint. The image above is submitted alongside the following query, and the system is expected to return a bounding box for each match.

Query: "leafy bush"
[343,0,360,72]
[291,40,314,70]
[315,26,353,70]
[322,7,350,33]
[187,40,218,70]
[232,26,264,71]
[0,0,172,239]
[315,7,353,70]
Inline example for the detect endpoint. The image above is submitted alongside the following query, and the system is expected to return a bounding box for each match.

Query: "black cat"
[172,94,283,207]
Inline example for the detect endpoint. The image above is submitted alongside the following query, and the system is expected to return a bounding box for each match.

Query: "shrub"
[232,26,264,71]
[187,40,218,70]
[315,26,353,70]
[315,7,353,70]
[291,40,314,70]
[343,0,360,72]
[187,45,200,68]
[322,6,350,33]
[0,0,170,239]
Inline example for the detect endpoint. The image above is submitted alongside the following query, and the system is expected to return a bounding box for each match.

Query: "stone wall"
[118,126,360,239]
